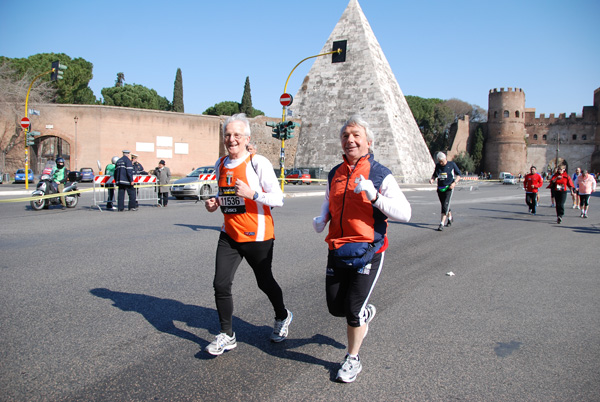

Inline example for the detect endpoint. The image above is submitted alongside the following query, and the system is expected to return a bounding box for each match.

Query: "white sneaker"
[205,332,237,355]
[336,354,362,383]
[270,309,293,342]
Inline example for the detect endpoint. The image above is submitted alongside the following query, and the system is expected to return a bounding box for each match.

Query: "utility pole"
[267,40,347,191]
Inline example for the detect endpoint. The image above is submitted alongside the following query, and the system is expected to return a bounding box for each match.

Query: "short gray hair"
[340,114,374,152]
[435,152,447,162]
[223,113,251,137]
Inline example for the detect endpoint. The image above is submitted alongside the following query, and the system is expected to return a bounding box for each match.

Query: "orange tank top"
[218,155,274,242]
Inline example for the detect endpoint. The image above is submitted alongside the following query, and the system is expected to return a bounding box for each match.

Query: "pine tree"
[240,76,253,116]
[172,68,184,113]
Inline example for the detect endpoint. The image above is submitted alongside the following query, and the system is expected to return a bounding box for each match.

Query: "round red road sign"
[279,93,293,107]
[20,117,31,129]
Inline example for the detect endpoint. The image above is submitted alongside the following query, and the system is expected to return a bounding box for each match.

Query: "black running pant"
[326,251,383,327]
[553,190,568,217]
[437,189,453,215]
[526,192,538,214]
[213,232,286,334]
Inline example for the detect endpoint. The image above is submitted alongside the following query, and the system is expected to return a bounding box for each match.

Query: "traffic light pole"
[23,68,53,190]
[276,48,343,191]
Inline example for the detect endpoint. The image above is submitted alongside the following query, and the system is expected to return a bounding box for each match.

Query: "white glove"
[312,216,327,233]
[354,174,377,201]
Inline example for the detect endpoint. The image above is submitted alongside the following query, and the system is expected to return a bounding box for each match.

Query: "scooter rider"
[52,157,68,209]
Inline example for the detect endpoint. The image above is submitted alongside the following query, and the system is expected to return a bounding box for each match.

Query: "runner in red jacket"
[547,166,574,223]
[523,166,543,214]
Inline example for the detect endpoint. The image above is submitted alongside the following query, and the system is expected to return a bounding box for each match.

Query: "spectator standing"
[576,170,596,218]
[312,115,411,383]
[114,150,137,211]
[131,154,145,175]
[154,159,171,207]
[104,156,119,210]
[204,114,292,356]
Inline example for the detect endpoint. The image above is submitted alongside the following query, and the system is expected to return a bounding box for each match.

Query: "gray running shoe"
[446,217,452,227]
[270,309,293,342]
[437,224,444,231]
[363,304,376,339]
[336,354,362,383]
[205,332,237,355]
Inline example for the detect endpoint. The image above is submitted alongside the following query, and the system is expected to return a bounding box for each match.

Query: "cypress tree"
[471,125,485,172]
[172,68,184,113]
[240,76,253,116]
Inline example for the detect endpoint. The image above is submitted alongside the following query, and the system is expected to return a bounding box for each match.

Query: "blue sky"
[1,0,598,118]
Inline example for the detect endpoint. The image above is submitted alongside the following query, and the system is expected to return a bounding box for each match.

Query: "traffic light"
[280,121,300,140]
[51,60,67,81]
[26,131,41,146]
[332,40,347,63]
[266,121,281,139]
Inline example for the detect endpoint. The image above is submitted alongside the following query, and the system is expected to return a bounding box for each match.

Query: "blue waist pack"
[333,239,384,269]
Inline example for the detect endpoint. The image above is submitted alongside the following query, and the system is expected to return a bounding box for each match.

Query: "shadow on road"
[173,223,221,231]
[90,288,344,373]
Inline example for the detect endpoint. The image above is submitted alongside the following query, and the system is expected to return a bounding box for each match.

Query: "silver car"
[170,166,217,200]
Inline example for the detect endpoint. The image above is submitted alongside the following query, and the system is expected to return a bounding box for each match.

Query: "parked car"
[14,168,34,183]
[503,174,517,185]
[285,169,311,185]
[79,167,95,182]
[170,166,217,200]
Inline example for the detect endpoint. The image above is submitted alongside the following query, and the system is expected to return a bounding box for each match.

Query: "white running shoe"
[205,332,237,355]
[270,309,293,342]
[336,354,362,383]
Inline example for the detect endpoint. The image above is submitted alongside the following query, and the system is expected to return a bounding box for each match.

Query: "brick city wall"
[1,104,297,177]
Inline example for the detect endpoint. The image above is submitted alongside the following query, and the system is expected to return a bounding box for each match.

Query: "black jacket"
[114,156,133,185]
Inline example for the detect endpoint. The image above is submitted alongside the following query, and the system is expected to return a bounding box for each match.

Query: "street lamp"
[74,116,78,171]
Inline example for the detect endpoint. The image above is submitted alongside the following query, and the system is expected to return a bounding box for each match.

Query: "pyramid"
[292,0,434,182]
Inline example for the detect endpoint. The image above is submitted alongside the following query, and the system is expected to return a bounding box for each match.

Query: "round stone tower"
[484,88,527,176]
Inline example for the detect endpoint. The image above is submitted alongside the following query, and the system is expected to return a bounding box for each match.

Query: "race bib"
[219,187,246,214]
[556,184,564,191]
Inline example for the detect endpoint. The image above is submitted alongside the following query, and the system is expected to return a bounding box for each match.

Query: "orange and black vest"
[217,155,274,242]
[326,154,390,251]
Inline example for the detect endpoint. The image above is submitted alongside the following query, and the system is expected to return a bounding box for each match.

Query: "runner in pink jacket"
[576,170,596,218]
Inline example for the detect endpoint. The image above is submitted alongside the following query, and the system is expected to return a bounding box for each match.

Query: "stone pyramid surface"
[293,0,434,182]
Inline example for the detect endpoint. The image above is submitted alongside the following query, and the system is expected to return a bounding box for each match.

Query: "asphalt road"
[1,183,599,401]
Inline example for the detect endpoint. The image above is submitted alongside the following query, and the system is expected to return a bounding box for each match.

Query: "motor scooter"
[30,171,81,211]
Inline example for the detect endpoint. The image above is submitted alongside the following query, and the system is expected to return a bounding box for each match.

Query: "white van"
[498,172,511,181]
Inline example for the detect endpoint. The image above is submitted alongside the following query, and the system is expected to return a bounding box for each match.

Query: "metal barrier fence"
[456,176,480,191]
[93,175,159,211]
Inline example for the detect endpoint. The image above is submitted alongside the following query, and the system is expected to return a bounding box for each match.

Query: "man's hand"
[235,179,254,199]
[205,197,219,212]
[429,178,435,185]
[354,175,377,201]
[312,216,328,233]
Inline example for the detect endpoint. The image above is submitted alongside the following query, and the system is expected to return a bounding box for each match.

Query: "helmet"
[111,156,119,164]
[55,157,65,168]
